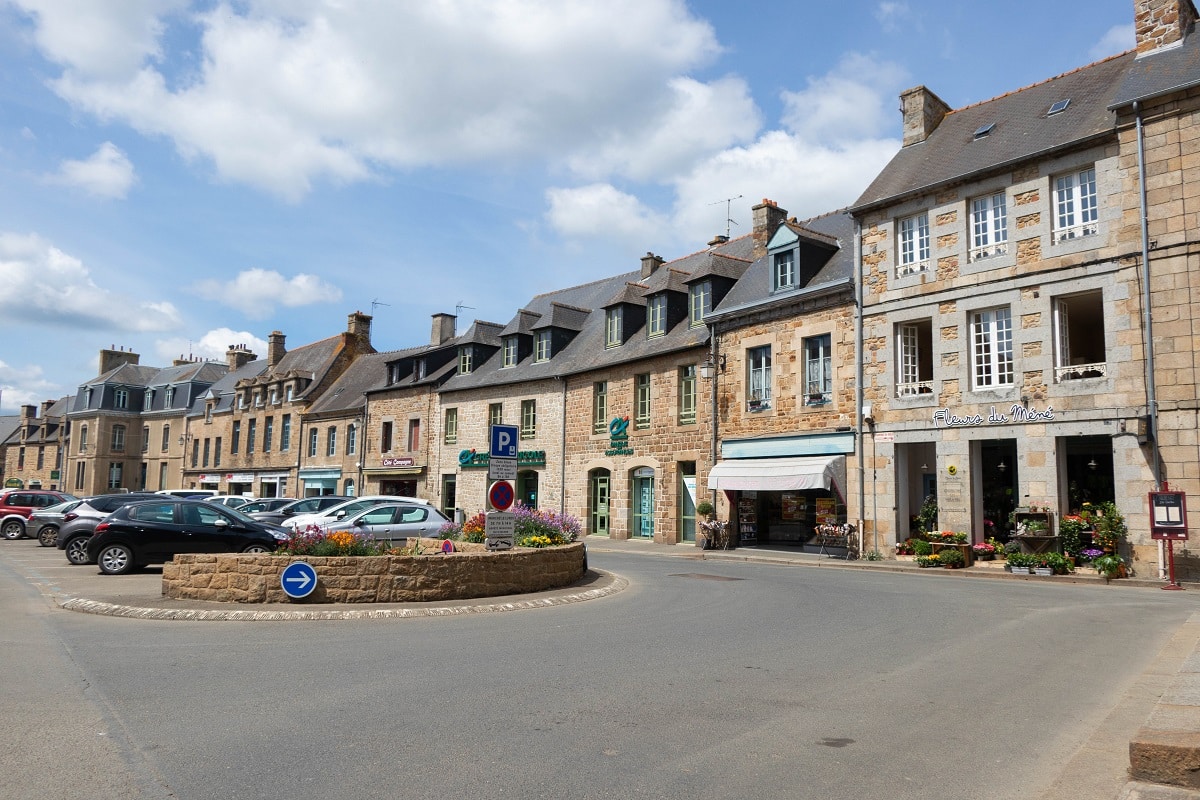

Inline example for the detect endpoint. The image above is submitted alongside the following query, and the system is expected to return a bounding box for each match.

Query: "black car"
[87,499,290,575]
[56,492,163,565]
[248,495,351,526]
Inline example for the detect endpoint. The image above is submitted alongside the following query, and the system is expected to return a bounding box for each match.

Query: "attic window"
[973,123,995,139]
[1048,99,1071,115]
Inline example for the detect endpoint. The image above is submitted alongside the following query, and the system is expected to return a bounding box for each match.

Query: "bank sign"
[932,404,1054,429]
[458,449,547,468]
[605,416,633,456]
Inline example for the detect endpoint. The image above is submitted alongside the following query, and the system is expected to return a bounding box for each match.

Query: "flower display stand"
[931,542,974,567]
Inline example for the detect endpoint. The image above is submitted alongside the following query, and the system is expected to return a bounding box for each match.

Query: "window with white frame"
[142,426,149,453]
[896,320,934,397]
[164,386,175,405]
[502,337,518,368]
[114,388,128,409]
[747,345,772,411]
[281,416,291,451]
[897,212,930,277]
[605,307,623,347]
[689,281,712,327]
[678,365,696,425]
[773,250,796,291]
[971,307,1014,389]
[1053,167,1098,243]
[264,417,273,452]
[79,424,88,452]
[647,294,667,337]
[247,419,256,454]
[108,462,123,490]
[327,426,337,457]
[592,382,607,435]
[970,192,1008,261]
[1053,290,1107,382]
[488,403,503,427]
[458,346,473,374]
[635,374,651,429]
[346,423,356,455]
[534,331,551,362]
[520,399,537,439]
[308,427,318,457]
[111,424,125,451]
[232,421,241,454]
[444,408,458,445]
[803,335,832,405]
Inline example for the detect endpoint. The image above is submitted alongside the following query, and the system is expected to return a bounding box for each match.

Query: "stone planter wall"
[162,541,587,604]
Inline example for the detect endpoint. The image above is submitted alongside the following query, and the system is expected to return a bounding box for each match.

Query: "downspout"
[853,220,866,555]
[1134,100,1165,579]
[708,322,720,505]
[560,375,567,516]
[358,394,368,498]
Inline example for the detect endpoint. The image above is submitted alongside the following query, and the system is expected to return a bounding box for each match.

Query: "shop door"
[679,465,697,542]
[517,470,538,509]
[632,471,655,539]
[979,439,1018,540]
[441,475,457,521]
[589,470,610,536]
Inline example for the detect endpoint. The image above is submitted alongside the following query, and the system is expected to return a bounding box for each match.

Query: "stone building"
[2,399,70,492]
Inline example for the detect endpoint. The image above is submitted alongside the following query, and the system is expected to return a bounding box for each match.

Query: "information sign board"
[488,457,517,481]
[485,512,515,550]
[1150,491,1189,540]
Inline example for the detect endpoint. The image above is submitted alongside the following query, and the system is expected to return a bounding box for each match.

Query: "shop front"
[297,467,341,497]
[707,433,853,550]
[256,472,291,499]
[364,457,424,499]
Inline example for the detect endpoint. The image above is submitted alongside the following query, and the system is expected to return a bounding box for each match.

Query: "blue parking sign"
[490,424,519,459]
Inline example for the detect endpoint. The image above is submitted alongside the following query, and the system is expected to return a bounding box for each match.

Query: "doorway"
[978,439,1018,540]
[589,469,610,536]
[631,468,655,539]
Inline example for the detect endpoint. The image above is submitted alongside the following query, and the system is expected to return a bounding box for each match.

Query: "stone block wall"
[162,541,587,604]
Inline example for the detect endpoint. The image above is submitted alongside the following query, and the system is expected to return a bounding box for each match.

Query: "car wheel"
[2,520,25,540]
[38,526,58,547]
[65,537,92,565]
[97,544,134,575]
[242,544,271,554]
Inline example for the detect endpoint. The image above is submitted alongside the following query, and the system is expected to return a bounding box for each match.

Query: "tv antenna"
[709,194,743,239]
[455,301,475,335]
[370,298,390,314]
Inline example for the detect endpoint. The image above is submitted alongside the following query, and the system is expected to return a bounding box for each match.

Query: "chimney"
[226,344,256,371]
[21,404,36,420]
[431,313,456,345]
[640,252,665,278]
[708,234,730,247]
[900,86,951,147]
[751,199,789,258]
[347,310,373,350]
[267,331,286,367]
[40,400,54,417]
[1136,0,1197,53]
[98,346,139,375]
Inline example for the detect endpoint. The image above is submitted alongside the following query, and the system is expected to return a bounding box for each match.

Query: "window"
[327,427,337,457]
[459,346,474,374]
[502,337,518,368]
[1053,291,1107,382]
[381,420,393,453]
[407,419,420,452]
[897,212,930,277]
[238,394,246,410]
[17,448,24,470]
[254,391,263,408]
[970,192,1008,261]
[36,447,43,470]
[678,365,696,425]
[202,438,210,468]
[75,462,85,491]
[648,294,667,337]
[286,385,294,401]
[773,250,796,291]
[1054,167,1098,242]
[165,386,175,406]
[896,320,934,396]
[415,359,426,380]
[635,374,651,429]
[971,307,1014,389]
[308,428,318,457]
[520,399,537,439]
[264,417,273,452]
[270,388,278,405]
[689,281,711,327]
[232,421,241,454]
[108,462,123,490]
[747,345,772,411]
[144,388,153,407]
[158,462,167,488]
[214,437,222,467]
[281,415,291,451]
[606,307,623,347]
[111,425,126,451]
[191,439,199,468]
[161,425,170,452]
[489,403,503,427]
[142,426,149,453]
[347,423,357,455]
[247,419,256,454]
[592,382,608,435]
[534,331,551,362]
[803,335,832,405]
[444,408,458,445]
[79,425,88,452]
[114,388,128,409]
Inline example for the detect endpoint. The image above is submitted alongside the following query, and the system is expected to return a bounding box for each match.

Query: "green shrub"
[937,548,965,567]
[913,540,933,556]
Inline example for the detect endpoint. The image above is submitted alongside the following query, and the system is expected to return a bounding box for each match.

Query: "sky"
[0,0,1138,414]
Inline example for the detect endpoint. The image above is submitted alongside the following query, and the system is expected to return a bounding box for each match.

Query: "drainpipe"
[560,375,567,517]
[1134,100,1165,579]
[853,220,866,555]
[708,322,720,506]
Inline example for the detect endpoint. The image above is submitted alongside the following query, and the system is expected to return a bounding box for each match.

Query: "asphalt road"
[3,541,1199,800]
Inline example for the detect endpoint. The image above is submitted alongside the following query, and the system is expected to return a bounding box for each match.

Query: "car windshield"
[221,504,260,524]
[45,500,82,514]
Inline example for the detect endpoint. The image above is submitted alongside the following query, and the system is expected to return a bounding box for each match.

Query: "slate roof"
[1111,34,1200,107]
[499,309,542,337]
[851,52,1135,212]
[307,351,395,416]
[0,416,19,446]
[187,359,269,417]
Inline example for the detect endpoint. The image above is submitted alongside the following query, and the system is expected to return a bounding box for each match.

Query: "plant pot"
[1009,565,1030,574]
[1033,567,1053,576]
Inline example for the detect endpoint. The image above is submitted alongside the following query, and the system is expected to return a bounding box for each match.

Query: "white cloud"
[192,268,343,318]
[874,2,911,34]
[0,360,61,411]
[544,184,668,247]
[781,53,906,146]
[154,328,269,365]
[48,142,137,198]
[0,232,181,332]
[1090,24,1135,60]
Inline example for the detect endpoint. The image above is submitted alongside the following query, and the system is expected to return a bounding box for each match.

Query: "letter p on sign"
[490,424,519,459]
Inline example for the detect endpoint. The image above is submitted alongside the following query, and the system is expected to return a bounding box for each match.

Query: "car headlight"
[271,530,290,542]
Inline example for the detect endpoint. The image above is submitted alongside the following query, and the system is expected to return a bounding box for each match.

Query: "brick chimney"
[40,400,54,417]
[640,252,665,278]
[751,199,789,258]
[346,310,372,350]
[98,346,139,375]
[267,331,286,367]
[21,404,36,420]
[226,344,256,371]
[431,313,456,345]
[1136,0,1197,53]
[900,86,951,147]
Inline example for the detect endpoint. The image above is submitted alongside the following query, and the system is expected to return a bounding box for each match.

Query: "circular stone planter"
[162,541,587,604]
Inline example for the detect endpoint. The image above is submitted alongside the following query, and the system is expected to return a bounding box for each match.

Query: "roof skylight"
[1048,99,1071,115]
[973,123,995,139]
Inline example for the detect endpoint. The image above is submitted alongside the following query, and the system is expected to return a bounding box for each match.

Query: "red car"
[0,489,77,540]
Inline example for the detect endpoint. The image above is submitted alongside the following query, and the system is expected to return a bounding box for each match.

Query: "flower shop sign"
[932,404,1054,429]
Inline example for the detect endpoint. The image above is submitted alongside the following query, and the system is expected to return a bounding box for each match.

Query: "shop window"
[1053,290,1106,381]
[971,307,1014,389]
[592,382,607,435]
[803,335,832,405]
[747,345,772,411]
[896,320,934,397]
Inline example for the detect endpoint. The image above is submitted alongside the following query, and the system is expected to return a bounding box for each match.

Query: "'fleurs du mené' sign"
[932,404,1054,429]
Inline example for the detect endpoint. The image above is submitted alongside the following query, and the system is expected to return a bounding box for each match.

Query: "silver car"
[322,503,450,547]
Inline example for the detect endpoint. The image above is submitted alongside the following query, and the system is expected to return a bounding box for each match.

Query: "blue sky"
[0,0,1136,414]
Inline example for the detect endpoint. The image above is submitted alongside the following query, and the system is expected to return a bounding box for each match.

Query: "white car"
[205,495,256,508]
[283,495,432,532]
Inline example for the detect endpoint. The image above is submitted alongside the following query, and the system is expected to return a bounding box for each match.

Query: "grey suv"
[56,493,161,565]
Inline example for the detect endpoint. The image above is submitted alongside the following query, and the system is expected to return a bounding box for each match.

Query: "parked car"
[235,497,296,515]
[322,502,450,546]
[155,489,219,498]
[205,495,256,508]
[56,492,163,565]
[248,495,351,526]
[87,499,290,575]
[29,499,84,547]
[0,489,77,539]
[282,495,431,532]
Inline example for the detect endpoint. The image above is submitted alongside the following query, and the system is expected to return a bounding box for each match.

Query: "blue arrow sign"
[490,424,520,459]
[281,561,318,599]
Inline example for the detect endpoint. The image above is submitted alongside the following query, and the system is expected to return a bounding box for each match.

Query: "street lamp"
[699,353,725,380]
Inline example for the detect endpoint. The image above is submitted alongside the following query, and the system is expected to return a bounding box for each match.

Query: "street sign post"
[485,511,515,551]
[490,424,519,459]
[488,480,515,512]
[280,561,318,599]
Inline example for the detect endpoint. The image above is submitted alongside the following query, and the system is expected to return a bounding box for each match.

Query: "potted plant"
[1093,554,1127,581]
[938,548,965,569]
[695,501,715,548]
[1092,501,1127,553]
[1058,515,1090,560]
[916,494,939,535]
[972,542,997,561]
[915,553,941,568]
[1007,552,1031,574]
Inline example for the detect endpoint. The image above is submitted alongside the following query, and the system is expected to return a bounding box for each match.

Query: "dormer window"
[270,388,278,404]
[114,388,129,409]
[238,394,246,410]
[606,307,623,347]
[254,391,263,407]
[164,386,175,405]
[647,294,667,337]
[286,384,295,401]
[459,347,474,374]
[85,388,93,407]
[534,331,551,362]
[689,281,712,327]
[772,250,796,291]
[503,336,518,368]
[144,389,153,406]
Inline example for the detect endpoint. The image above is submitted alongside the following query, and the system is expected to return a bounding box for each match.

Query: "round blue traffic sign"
[281,561,318,599]
[488,480,515,511]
